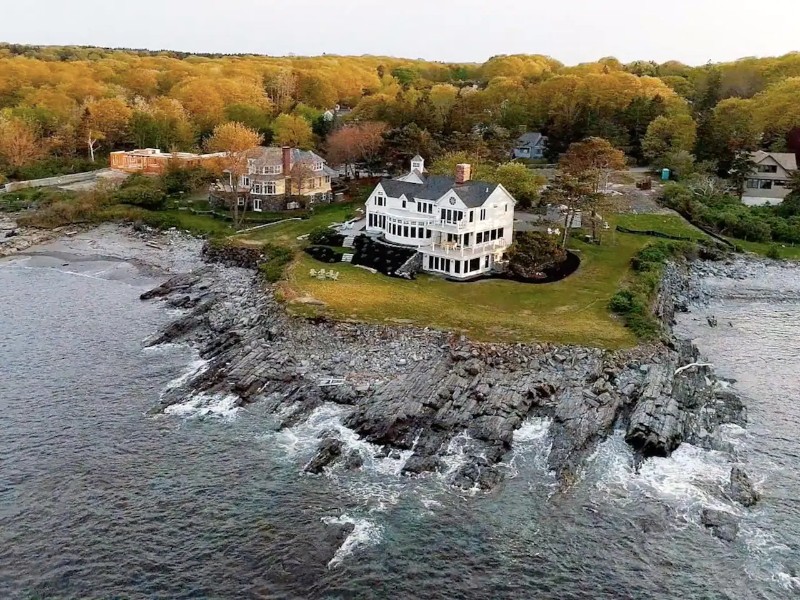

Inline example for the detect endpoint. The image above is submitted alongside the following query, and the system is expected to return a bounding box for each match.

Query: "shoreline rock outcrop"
[140,253,747,490]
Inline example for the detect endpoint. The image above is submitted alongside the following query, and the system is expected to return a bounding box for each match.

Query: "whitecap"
[322,515,383,569]
[164,392,240,420]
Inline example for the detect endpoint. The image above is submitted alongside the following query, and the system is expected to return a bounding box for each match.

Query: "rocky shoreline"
[140,241,753,507]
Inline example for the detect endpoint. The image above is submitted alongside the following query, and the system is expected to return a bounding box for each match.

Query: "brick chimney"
[455,163,471,184]
[282,146,292,176]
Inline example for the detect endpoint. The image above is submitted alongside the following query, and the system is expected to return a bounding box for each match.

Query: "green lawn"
[724,237,800,259]
[614,213,709,240]
[280,217,684,348]
[162,210,234,237]
[236,201,360,249]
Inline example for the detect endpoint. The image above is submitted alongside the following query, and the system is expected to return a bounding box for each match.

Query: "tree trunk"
[88,136,95,162]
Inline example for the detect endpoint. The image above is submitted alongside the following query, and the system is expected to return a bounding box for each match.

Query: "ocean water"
[1,253,798,599]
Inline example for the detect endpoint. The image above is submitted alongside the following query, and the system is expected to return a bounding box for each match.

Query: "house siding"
[365,181,516,280]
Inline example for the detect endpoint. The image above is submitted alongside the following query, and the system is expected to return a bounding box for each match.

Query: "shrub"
[114,184,167,210]
[307,226,345,246]
[609,290,636,314]
[304,245,344,263]
[766,245,781,260]
[259,243,295,283]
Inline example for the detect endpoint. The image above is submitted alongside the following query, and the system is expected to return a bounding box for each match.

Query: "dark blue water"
[1,253,797,599]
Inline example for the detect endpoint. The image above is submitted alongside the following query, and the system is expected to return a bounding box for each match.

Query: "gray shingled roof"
[516,132,544,148]
[751,150,798,173]
[379,175,499,208]
[248,146,327,167]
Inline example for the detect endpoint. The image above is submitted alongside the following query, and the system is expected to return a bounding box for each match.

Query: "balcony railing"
[424,239,505,258]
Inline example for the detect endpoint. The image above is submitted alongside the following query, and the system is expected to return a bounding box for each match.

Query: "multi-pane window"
[266,181,277,194]
[480,208,486,220]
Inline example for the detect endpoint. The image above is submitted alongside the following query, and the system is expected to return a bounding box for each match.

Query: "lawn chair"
[317,270,326,280]
[330,272,339,281]
[327,269,336,279]
[309,269,317,277]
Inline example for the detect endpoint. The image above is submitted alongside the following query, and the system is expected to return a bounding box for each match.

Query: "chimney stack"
[282,146,292,176]
[455,163,471,185]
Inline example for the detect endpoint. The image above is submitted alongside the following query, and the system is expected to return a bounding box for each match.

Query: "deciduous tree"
[506,231,567,279]
[0,115,44,168]
[204,121,263,228]
[272,114,313,149]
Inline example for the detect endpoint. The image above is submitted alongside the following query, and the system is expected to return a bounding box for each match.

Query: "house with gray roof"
[364,157,516,280]
[742,151,798,206]
[512,132,548,160]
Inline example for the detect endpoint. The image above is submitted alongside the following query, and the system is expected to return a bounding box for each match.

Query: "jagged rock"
[139,258,747,493]
[401,454,440,476]
[625,363,684,458]
[343,449,364,471]
[304,438,344,474]
[701,508,739,542]
[727,467,760,507]
[450,458,502,491]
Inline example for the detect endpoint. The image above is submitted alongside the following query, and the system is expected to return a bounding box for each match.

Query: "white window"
[253,183,262,194]
[480,208,486,220]
[261,165,282,175]
[242,176,250,187]
[266,181,277,195]
[374,195,385,206]
[324,175,331,183]
[237,197,245,206]
[402,199,407,209]
[253,198,262,212]
[504,204,508,213]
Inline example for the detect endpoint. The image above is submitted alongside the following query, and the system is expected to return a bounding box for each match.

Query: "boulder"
[343,449,364,471]
[303,438,344,474]
[726,466,760,507]
[701,508,739,542]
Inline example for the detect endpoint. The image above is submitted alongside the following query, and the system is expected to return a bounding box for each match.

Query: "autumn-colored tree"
[325,121,387,177]
[272,114,313,149]
[561,137,626,242]
[80,97,133,161]
[0,116,45,169]
[204,122,264,228]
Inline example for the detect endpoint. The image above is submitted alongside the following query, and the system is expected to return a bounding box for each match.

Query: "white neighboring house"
[742,151,798,206]
[365,158,516,280]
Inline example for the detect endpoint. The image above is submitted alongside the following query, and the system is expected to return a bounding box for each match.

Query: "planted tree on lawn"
[506,231,567,279]
[542,173,596,248]
[204,122,263,229]
[560,137,627,242]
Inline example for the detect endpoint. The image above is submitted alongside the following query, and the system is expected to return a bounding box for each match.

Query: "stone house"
[742,151,798,206]
[364,157,516,280]
[210,146,337,212]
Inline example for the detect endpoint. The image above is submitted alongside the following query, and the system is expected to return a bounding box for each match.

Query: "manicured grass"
[724,237,800,260]
[236,202,360,249]
[614,213,709,241]
[279,216,681,348]
[162,210,234,237]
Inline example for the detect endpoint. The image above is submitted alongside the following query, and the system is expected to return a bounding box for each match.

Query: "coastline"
[4,222,756,504]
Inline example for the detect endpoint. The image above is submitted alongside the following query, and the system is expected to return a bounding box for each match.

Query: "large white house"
[365,157,516,280]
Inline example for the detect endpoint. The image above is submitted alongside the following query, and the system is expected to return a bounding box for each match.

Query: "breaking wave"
[321,514,383,569]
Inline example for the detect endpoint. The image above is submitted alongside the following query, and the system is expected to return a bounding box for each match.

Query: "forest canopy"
[1,43,799,181]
